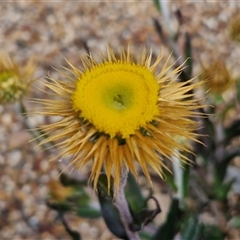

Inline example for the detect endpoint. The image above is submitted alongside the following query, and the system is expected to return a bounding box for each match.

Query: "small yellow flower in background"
[0,51,35,104]
[36,46,204,192]
[201,60,233,94]
[229,14,240,42]
[48,180,74,202]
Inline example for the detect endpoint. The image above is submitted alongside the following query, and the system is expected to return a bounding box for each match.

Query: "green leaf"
[152,18,165,43]
[198,224,225,240]
[125,174,161,232]
[48,175,100,219]
[182,163,190,200]
[97,173,114,198]
[181,217,225,240]
[139,231,152,240]
[99,195,128,239]
[125,173,146,213]
[215,149,240,184]
[76,205,101,219]
[46,200,72,212]
[153,0,161,12]
[60,173,87,187]
[72,189,91,207]
[184,32,192,77]
[210,92,224,104]
[219,102,234,121]
[224,119,240,145]
[165,171,178,192]
[236,78,240,102]
[212,179,235,201]
[181,216,199,240]
[152,198,183,240]
[130,196,161,232]
[97,173,128,240]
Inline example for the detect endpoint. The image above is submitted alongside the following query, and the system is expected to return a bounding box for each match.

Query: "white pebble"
[40,159,49,172]
[8,151,22,167]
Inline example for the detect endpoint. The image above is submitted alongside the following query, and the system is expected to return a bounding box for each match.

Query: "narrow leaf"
[125,172,146,213]
[130,196,161,232]
[97,173,128,240]
[184,32,192,77]
[152,198,183,240]
[76,206,101,219]
[153,0,161,12]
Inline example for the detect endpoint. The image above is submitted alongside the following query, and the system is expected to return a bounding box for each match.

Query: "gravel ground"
[1,1,240,239]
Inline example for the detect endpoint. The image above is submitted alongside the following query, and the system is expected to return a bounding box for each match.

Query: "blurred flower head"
[0,51,35,104]
[36,46,204,192]
[229,14,240,42]
[201,60,233,94]
[48,180,74,202]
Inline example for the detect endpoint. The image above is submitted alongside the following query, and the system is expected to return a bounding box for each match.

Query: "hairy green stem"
[114,166,140,240]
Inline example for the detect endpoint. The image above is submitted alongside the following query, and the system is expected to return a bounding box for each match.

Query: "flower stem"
[114,165,140,240]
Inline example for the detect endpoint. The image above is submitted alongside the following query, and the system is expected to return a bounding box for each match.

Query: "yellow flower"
[201,60,233,94]
[0,51,35,104]
[36,46,204,192]
[48,180,74,202]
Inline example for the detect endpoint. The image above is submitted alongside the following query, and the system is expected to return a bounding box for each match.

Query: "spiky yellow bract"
[36,46,204,192]
[0,51,35,104]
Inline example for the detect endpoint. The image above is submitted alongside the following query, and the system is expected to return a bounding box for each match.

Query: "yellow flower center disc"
[72,62,159,138]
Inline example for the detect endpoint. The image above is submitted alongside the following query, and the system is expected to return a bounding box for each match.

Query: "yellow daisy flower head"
[0,51,35,104]
[36,46,204,192]
[201,60,233,94]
